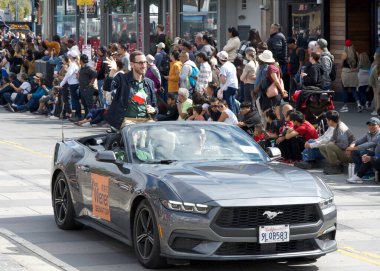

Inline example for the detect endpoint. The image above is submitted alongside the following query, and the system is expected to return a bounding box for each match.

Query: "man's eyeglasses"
[210,105,223,108]
[132,61,147,65]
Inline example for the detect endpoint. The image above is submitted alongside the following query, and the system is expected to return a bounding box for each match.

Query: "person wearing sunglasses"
[105,51,157,130]
[216,99,238,125]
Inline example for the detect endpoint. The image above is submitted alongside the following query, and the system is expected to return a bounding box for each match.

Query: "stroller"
[293,87,335,135]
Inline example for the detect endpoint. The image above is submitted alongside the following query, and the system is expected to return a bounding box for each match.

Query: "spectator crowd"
[1,24,380,184]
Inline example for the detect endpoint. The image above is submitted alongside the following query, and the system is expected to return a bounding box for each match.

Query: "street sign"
[77,0,93,6]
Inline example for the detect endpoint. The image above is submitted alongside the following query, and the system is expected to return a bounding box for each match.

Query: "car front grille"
[215,239,316,256]
[214,205,319,228]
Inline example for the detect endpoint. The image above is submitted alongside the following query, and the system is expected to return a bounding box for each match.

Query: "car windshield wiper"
[145,160,178,164]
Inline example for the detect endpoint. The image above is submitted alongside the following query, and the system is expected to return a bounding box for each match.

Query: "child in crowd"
[254,123,266,150]
[187,104,205,121]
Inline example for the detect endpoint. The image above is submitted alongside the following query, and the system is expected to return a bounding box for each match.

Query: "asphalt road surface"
[0,104,380,271]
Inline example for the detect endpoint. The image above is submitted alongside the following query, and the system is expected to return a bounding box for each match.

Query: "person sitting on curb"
[295,110,336,170]
[345,117,380,182]
[319,110,355,175]
[278,111,318,164]
[237,102,261,136]
[347,129,380,184]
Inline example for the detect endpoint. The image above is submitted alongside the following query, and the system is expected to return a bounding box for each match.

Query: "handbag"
[266,78,284,98]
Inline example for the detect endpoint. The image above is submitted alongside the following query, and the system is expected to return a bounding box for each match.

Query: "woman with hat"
[339,39,360,113]
[257,50,287,114]
[240,47,258,103]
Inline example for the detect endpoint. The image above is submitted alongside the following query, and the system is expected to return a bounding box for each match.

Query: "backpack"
[236,40,250,59]
[323,55,337,82]
[188,65,199,88]
[158,53,170,76]
[329,62,337,81]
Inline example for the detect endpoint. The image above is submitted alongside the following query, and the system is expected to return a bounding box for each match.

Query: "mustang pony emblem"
[263,211,283,220]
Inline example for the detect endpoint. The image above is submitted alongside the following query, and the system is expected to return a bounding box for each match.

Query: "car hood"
[141,161,331,204]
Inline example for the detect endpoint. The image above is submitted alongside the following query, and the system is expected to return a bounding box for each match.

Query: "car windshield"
[128,123,269,164]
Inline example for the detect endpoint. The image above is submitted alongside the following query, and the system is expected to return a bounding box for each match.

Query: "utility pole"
[15,0,19,21]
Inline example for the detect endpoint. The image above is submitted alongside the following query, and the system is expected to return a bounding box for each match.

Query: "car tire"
[133,199,167,269]
[53,172,78,230]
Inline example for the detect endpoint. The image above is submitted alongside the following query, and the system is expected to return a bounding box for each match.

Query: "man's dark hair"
[290,111,305,123]
[240,102,252,109]
[167,93,176,101]
[120,44,129,51]
[130,50,144,63]
[80,54,89,64]
[228,27,239,37]
[182,41,192,50]
[209,97,219,104]
[52,35,61,43]
[9,72,17,80]
[265,109,277,120]
[116,59,123,70]
[325,110,340,123]
[171,50,180,61]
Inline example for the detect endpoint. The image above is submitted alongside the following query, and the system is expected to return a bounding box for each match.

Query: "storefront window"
[79,1,101,49]
[289,3,321,48]
[55,14,76,38]
[109,0,137,49]
[180,0,218,42]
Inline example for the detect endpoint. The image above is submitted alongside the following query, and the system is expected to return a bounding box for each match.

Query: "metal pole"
[15,0,18,21]
[84,4,87,45]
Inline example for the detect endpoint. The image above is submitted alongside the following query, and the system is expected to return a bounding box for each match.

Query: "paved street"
[0,103,380,271]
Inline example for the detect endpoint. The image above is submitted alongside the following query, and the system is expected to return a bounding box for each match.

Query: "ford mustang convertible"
[51,122,337,268]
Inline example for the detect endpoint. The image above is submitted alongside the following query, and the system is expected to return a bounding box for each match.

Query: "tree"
[0,0,32,21]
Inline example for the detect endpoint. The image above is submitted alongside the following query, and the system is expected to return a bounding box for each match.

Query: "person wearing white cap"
[60,49,80,121]
[217,50,238,114]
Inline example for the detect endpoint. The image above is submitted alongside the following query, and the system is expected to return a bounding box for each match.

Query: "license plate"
[259,224,289,243]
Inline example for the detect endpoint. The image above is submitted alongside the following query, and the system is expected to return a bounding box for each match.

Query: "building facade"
[40,0,271,52]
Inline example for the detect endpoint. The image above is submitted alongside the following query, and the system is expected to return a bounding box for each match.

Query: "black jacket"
[303,63,323,89]
[267,32,287,65]
[105,71,157,129]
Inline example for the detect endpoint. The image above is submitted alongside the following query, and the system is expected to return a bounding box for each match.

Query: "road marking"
[338,245,380,266]
[0,139,52,159]
[0,228,79,271]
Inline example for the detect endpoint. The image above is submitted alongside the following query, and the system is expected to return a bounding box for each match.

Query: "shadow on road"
[0,215,322,271]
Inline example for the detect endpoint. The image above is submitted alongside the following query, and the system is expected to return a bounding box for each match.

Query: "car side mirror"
[95,150,117,163]
[267,147,282,160]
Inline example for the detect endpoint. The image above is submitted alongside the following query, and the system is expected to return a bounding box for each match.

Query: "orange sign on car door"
[91,173,111,221]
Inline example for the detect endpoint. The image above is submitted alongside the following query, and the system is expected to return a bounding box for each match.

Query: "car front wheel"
[133,199,166,269]
[53,172,77,230]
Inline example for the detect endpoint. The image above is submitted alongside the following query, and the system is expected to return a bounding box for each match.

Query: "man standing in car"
[106,51,157,130]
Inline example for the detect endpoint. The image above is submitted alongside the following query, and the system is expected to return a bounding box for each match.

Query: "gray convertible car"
[51,122,337,268]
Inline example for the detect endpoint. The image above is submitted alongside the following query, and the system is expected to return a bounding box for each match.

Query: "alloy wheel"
[135,207,155,260]
[54,177,68,223]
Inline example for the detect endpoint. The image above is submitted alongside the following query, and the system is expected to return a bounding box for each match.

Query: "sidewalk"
[0,229,78,271]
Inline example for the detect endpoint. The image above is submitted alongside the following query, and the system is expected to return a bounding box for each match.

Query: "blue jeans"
[69,84,81,119]
[352,150,372,174]
[3,92,27,105]
[16,98,39,111]
[357,85,368,106]
[97,79,105,108]
[301,139,325,162]
[223,87,238,115]
[343,86,359,104]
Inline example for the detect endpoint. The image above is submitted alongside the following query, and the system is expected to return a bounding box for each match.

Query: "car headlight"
[319,197,334,209]
[161,200,209,214]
